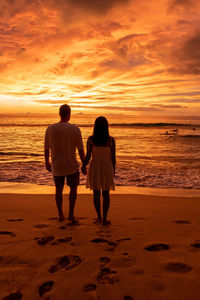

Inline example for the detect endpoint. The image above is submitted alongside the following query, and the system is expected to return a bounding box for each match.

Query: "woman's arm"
[81,137,92,174]
[111,137,116,175]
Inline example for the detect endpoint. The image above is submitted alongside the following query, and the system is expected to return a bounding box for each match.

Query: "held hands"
[46,162,52,172]
[81,165,87,175]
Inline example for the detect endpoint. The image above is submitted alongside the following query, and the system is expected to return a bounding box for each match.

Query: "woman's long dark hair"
[92,116,109,146]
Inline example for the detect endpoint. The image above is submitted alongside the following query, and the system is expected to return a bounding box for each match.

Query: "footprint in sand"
[2,291,23,300]
[98,234,112,238]
[38,280,54,297]
[59,225,67,230]
[0,255,28,266]
[6,219,23,222]
[83,283,96,292]
[124,296,134,300]
[49,256,69,273]
[174,220,191,225]
[111,255,136,268]
[116,238,131,242]
[165,262,192,273]
[191,241,200,249]
[34,224,49,229]
[100,257,110,265]
[151,279,165,291]
[50,237,72,246]
[49,255,82,273]
[132,269,145,276]
[91,238,117,252]
[129,217,147,221]
[0,231,16,237]
[145,243,170,252]
[97,267,118,285]
[35,236,55,246]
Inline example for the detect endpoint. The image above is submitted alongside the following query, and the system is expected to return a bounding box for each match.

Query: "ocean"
[1,113,200,189]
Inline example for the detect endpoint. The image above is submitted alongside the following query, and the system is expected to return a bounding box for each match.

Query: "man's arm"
[44,129,52,172]
[81,137,92,175]
[78,149,85,165]
[44,149,52,172]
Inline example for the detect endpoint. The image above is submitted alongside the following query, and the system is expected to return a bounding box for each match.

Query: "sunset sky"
[0,0,200,115]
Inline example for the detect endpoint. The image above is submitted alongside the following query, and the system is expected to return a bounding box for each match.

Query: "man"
[44,104,85,223]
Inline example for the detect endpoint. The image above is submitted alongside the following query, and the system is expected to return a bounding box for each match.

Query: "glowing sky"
[0,0,200,115]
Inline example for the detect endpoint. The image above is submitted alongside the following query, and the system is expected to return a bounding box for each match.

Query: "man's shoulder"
[46,122,60,131]
[68,123,81,132]
[46,122,81,133]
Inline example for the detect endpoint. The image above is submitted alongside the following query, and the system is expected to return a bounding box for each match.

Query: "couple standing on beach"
[44,104,116,225]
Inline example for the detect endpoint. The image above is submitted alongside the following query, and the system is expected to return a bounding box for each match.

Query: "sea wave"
[1,161,200,189]
[0,151,42,157]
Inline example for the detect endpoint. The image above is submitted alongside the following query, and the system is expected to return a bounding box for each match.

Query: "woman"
[81,116,116,225]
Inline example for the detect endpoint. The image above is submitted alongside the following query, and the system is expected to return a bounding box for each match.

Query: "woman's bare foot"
[102,220,111,226]
[68,217,79,224]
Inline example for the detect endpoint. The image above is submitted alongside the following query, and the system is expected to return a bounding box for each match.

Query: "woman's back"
[86,136,115,190]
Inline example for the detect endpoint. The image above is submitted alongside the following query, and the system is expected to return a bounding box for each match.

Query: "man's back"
[45,122,83,176]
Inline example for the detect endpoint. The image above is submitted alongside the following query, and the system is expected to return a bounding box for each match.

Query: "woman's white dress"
[86,146,115,191]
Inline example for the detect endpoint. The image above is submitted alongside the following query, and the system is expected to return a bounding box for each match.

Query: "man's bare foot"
[102,220,111,226]
[93,218,102,224]
[58,215,66,222]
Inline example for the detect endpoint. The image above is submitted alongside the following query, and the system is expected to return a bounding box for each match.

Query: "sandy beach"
[1,183,200,300]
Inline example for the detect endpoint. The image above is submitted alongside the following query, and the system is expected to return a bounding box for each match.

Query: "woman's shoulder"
[87,136,94,146]
[87,135,93,142]
[107,135,115,146]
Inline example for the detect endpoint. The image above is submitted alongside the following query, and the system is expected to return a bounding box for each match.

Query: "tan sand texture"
[0,184,200,299]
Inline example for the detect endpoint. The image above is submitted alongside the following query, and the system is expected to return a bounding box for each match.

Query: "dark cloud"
[168,0,199,12]
[16,47,26,55]
[168,31,200,75]
[177,19,191,25]
[100,56,149,71]
[67,0,130,14]
[49,61,69,76]
[169,0,195,8]
[98,33,150,72]
[152,104,187,109]
[109,33,147,60]
[0,0,130,19]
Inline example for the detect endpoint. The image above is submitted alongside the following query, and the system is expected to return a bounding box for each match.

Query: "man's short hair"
[59,104,71,118]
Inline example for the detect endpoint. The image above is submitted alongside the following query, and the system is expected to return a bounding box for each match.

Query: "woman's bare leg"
[102,190,110,225]
[93,189,101,222]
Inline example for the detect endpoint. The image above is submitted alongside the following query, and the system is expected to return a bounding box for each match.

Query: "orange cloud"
[0,0,200,115]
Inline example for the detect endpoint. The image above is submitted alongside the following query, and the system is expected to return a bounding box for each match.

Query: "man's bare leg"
[55,185,65,221]
[93,189,102,223]
[102,190,110,225]
[68,185,78,222]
